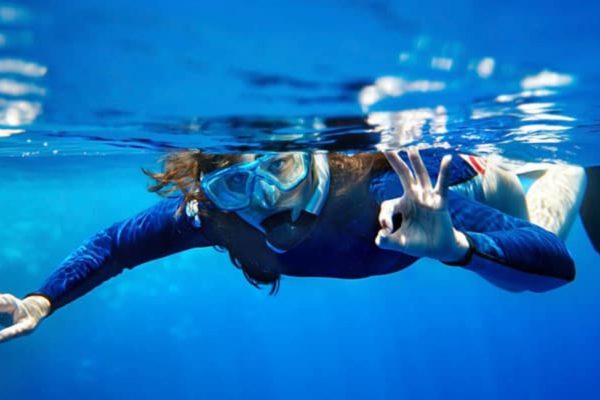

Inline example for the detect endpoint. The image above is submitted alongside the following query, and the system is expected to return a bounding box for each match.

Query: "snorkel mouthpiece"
[261,211,318,253]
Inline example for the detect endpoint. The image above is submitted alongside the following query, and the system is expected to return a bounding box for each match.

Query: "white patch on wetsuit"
[185,199,202,228]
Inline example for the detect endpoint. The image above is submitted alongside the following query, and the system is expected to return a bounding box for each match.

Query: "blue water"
[1,0,599,399]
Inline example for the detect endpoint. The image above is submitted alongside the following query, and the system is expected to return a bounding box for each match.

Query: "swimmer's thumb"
[375,229,392,249]
[375,229,407,252]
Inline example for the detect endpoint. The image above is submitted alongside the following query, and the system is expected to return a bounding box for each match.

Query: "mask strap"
[304,152,330,215]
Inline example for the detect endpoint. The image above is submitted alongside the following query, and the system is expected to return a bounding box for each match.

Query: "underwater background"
[1,0,600,398]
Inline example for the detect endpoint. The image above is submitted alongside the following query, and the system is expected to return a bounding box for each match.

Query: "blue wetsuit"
[28,151,575,313]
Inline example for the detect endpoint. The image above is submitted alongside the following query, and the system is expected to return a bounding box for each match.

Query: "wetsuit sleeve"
[26,195,210,313]
[446,191,575,287]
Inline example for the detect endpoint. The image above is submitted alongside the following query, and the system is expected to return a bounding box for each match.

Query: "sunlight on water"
[521,70,574,90]
[0,3,45,141]
[0,58,47,76]
[0,1,596,168]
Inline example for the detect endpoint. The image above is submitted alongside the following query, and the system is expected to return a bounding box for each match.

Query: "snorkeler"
[0,148,581,343]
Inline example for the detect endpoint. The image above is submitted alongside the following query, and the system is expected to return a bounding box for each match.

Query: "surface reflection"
[0,59,47,77]
[0,99,41,126]
[521,70,574,89]
[0,3,46,138]
[369,106,448,150]
[358,76,445,111]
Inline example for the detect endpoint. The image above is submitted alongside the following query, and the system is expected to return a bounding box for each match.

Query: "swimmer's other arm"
[1,195,206,342]
[25,195,209,314]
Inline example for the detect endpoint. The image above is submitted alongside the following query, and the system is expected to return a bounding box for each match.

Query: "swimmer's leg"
[452,155,529,220]
[524,164,587,240]
[479,163,529,220]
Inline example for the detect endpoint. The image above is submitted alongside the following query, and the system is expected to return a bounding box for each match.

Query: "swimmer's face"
[202,152,314,228]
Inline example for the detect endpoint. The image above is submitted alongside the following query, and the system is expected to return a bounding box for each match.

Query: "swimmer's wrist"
[441,230,474,266]
[22,295,52,320]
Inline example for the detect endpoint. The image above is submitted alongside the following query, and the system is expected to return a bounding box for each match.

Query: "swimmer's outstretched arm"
[0,195,209,342]
[376,149,575,291]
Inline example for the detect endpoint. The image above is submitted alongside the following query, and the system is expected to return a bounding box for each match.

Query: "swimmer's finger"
[378,200,396,232]
[384,151,414,192]
[0,319,35,343]
[408,148,432,190]
[434,154,452,198]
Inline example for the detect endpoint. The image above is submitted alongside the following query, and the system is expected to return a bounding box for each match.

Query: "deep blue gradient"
[1,1,599,399]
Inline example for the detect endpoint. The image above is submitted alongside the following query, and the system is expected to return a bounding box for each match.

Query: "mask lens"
[204,171,251,210]
[259,153,308,189]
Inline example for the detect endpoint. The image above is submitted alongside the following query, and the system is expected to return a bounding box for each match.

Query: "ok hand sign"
[375,148,471,264]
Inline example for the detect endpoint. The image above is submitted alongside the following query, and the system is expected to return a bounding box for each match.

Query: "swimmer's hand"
[0,294,50,343]
[375,149,471,264]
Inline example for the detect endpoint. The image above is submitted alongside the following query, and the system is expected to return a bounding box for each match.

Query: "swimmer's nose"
[253,179,280,208]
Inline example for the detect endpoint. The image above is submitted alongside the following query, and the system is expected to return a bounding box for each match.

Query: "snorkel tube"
[263,152,330,253]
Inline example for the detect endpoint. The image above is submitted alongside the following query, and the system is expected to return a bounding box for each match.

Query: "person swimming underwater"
[0,148,583,343]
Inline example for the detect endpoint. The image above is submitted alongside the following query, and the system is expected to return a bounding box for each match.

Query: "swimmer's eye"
[268,158,290,174]
[224,173,247,192]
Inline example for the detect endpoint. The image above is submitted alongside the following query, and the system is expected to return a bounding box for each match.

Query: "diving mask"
[202,152,311,211]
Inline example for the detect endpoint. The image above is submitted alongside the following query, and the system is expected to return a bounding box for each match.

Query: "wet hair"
[143,150,389,293]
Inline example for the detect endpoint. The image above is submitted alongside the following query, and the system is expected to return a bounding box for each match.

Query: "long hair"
[143,150,389,293]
